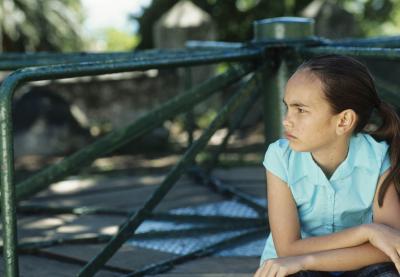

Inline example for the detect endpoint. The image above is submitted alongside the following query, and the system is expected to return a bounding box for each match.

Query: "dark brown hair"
[298,54,400,207]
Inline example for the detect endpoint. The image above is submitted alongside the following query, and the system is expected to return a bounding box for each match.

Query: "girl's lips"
[284,132,297,139]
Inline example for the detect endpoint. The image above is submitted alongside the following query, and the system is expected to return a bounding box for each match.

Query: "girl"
[254,54,400,277]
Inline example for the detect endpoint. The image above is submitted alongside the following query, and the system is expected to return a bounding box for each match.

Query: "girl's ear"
[336,109,357,135]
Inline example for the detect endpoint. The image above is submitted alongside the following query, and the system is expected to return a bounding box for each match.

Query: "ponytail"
[370,101,400,207]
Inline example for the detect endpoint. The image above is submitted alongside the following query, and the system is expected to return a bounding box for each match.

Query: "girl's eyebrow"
[282,99,310,107]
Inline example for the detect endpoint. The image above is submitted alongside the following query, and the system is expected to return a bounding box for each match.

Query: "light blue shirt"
[260,133,390,266]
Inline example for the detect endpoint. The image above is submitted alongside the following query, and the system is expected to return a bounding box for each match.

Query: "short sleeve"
[262,140,288,183]
[379,150,391,176]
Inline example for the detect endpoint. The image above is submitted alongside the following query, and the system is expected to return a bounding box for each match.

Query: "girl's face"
[282,69,340,152]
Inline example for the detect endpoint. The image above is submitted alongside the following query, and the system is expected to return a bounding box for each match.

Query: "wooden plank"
[32,174,169,198]
[39,243,177,271]
[152,273,254,277]
[25,181,225,212]
[0,214,78,243]
[225,181,266,199]
[7,166,265,275]
[51,214,125,239]
[212,167,265,182]
[0,254,118,276]
[167,256,260,274]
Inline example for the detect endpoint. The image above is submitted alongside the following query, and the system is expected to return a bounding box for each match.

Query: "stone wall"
[13,70,179,158]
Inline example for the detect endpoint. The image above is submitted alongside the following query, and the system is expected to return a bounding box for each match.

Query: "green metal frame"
[0,19,400,276]
[0,49,261,277]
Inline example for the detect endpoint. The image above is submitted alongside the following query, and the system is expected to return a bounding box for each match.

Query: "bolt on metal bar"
[298,46,400,60]
[15,63,254,202]
[251,37,325,48]
[77,71,260,277]
[123,227,266,277]
[186,40,246,49]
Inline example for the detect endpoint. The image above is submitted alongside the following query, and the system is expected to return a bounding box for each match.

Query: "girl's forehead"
[284,70,327,106]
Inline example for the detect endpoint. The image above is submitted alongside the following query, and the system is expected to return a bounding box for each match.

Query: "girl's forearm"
[282,224,369,256]
[303,242,391,272]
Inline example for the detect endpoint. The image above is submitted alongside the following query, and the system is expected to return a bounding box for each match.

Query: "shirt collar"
[290,133,378,186]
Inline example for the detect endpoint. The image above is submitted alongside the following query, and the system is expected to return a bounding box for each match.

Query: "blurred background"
[4,0,400,53]
[7,0,400,177]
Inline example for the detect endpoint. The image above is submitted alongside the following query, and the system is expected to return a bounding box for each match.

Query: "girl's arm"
[267,168,400,257]
[267,170,370,257]
[303,169,400,272]
[255,170,400,276]
[302,242,391,272]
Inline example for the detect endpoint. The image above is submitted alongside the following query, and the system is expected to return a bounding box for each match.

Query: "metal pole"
[253,17,315,145]
[0,81,19,277]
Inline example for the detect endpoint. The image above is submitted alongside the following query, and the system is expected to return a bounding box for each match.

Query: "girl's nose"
[282,114,292,128]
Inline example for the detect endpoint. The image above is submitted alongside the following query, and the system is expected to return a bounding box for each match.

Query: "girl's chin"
[288,141,307,152]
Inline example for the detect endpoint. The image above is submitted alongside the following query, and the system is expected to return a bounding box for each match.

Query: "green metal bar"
[123,227,265,277]
[0,48,251,60]
[0,90,18,276]
[0,60,254,277]
[15,63,254,201]
[77,71,259,277]
[326,36,400,48]
[374,76,400,107]
[261,58,282,144]
[183,67,194,147]
[205,71,262,173]
[0,48,261,70]
[188,165,267,217]
[298,46,400,60]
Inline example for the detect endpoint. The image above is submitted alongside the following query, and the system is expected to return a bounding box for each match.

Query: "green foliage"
[0,0,85,51]
[103,28,139,51]
[339,0,399,36]
[135,0,400,49]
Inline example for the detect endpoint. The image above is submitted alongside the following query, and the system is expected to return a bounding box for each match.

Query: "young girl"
[254,54,400,277]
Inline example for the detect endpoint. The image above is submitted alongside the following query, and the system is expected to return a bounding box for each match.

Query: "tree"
[0,0,84,52]
[134,0,398,50]
[134,0,314,49]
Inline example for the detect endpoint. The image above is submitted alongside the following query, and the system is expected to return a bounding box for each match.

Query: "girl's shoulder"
[262,139,297,183]
[266,138,292,159]
[355,133,389,159]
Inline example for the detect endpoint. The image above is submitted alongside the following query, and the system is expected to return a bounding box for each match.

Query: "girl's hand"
[254,255,309,277]
[366,223,400,272]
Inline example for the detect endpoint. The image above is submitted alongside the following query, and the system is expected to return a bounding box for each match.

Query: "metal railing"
[1,17,400,276]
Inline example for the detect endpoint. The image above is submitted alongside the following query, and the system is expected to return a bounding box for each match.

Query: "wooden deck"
[1,156,267,276]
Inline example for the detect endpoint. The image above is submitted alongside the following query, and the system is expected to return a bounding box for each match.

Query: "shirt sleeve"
[379,150,391,176]
[262,140,288,183]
